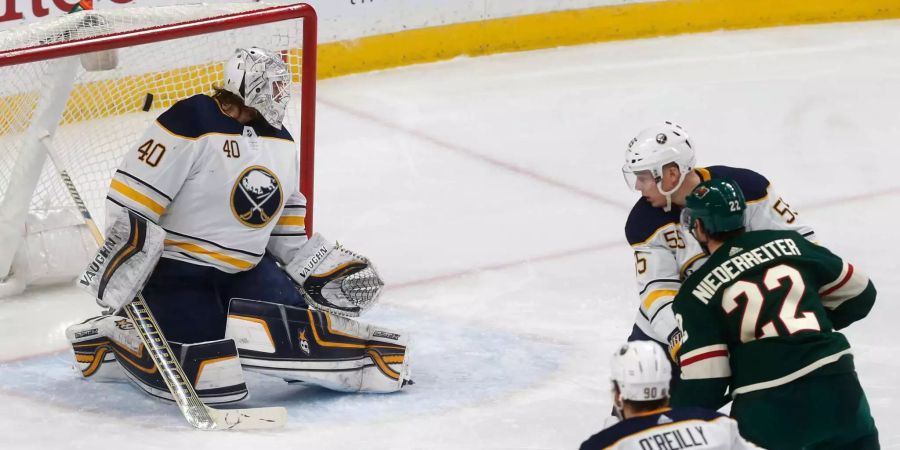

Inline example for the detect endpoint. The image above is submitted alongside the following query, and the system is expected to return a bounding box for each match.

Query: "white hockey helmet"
[223,47,291,129]
[622,121,696,211]
[610,341,671,403]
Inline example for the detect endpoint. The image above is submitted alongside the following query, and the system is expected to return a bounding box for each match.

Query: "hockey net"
[0,2,317,296]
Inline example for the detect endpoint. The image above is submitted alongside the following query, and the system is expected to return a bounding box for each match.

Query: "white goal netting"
[0,2,315,295]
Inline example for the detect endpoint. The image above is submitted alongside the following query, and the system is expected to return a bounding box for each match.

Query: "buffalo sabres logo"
[298,328,311,356]
[231,166,283,228]
[115,319,134,331]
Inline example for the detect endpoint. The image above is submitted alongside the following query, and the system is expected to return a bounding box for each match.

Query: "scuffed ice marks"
[0,306,563,427]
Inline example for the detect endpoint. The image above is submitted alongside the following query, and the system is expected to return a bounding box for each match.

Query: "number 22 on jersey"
[722,264,820,343]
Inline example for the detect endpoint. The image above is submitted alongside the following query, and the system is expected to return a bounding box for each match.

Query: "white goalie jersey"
[105,94,308,273]
[625,166,816,358]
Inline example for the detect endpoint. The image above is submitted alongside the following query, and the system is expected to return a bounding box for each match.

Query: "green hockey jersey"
[670,230,876,409]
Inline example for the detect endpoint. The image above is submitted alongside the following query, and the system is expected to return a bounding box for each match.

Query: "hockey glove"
[284,233,384,317]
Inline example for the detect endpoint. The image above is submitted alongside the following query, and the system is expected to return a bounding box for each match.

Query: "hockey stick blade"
[206,405,288,431]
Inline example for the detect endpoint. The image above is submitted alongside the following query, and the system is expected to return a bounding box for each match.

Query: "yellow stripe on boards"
[3,0,899,133]
[317,0,900,79]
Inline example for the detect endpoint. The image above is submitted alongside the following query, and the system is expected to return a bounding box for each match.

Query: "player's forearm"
[266,191,308,264]
[827,280,876,330]
[820,262,875,330]
[670,378,730,410]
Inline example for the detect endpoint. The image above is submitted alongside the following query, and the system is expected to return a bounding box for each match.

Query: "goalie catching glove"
[285,233,384,317]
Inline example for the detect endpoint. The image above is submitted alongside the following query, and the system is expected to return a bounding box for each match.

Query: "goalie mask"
[223,47,291,129]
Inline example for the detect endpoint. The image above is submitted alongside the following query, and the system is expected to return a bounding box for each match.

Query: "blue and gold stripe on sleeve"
[272,204,306,237]
[106,170,172,222]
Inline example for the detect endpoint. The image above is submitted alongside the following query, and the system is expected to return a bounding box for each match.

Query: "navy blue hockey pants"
[141,252,305,343]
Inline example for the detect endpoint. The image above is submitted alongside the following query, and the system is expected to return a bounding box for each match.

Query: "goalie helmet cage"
[0,2,317,297]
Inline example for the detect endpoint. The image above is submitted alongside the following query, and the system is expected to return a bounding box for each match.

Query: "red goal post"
[0,3,317,296]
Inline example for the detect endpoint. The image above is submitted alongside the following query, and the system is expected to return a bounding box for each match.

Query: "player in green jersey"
[669,178,879,449]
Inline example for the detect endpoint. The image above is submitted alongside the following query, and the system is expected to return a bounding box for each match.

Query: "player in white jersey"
[65,48,411,404]
[580,341,758,450]
[621,122,815,369]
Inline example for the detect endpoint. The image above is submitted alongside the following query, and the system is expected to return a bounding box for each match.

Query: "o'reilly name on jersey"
[638,424,710,450]
[692,238,802,304]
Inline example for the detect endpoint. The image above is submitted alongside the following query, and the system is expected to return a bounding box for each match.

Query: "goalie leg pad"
[66,316,129,383]
[226,298,411,393]
[66,315,248,404]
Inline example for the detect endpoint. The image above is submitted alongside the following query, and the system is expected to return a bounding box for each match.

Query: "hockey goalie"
[65,47,412,404]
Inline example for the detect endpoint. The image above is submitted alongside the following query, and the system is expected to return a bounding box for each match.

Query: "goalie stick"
[40,132,287,430]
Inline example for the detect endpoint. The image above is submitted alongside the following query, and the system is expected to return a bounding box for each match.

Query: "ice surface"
[2,19,899,449]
